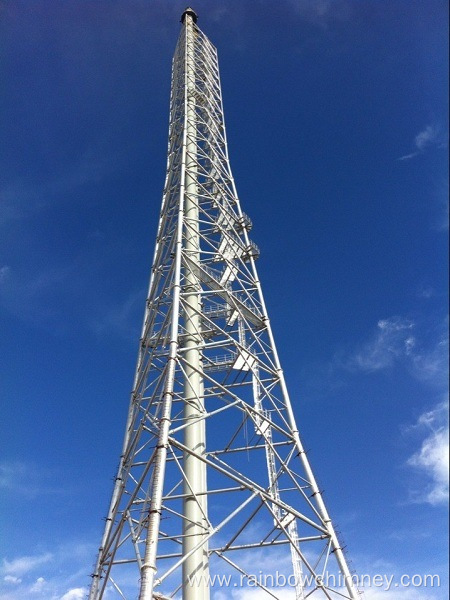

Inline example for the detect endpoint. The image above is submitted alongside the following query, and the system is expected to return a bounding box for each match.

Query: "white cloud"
[417,285,435,299]
[338,316,448,506]
[3,576,21,585]
[411,332,449,388]
[0,542,96,600]
[407,400,449,505]
[0,460,66,498]
[0,263,73,326]
[0,265,10,284]
[286,0,351,26]
[344,316,415,372]
[388,529,431,541]
[415,125,439,151]
[1,553,53,577]
[0,461,26,490]
[398,124,444,160]
[0,148,116,228]
[90,288,145,341]
[30,576,46,593]
[290,0,333,17]
[60,588,88,600]
[342,317,448,388]
[398,151,420,161]
[233,548,292,576]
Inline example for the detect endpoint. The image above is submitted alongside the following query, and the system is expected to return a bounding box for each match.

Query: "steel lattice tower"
[89,9,360,600]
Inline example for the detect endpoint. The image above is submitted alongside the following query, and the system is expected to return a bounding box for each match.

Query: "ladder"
[252,360,305,600]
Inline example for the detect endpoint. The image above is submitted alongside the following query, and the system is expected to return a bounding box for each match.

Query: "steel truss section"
[89,8,360,600]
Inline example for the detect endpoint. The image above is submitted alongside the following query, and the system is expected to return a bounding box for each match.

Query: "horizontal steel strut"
[89,7,361,600]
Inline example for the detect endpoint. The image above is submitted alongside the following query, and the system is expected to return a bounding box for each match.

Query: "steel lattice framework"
[89,9,360,600]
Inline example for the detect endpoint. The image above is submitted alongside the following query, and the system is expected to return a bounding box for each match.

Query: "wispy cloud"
[398,124,445,161]
[0,542,95,600]
[0,460,67,498]
[0,578,88,600]
[1,553,53,577]
[388,529,431,541]
[415,125,442,151]
[298,315,447,399]
[90,288,145,341]
[0,461,26,490]
[340,316,448,388]
[411,332,449,388]
[341,316,415,372]
[30,577,46,593]
[0,249,144,337]
[3,576,21,585]
[0,265,10,283]
[60,588,89,600]
[416,284,436,299]
[0,263,73,327]
[406,400,449,506]
[0,146,117,228]
[0,254,110,333]
[335,315,449,506]
[286,0,351,26]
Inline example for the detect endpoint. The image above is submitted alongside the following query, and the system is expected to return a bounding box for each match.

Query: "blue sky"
[0,1,448,599]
